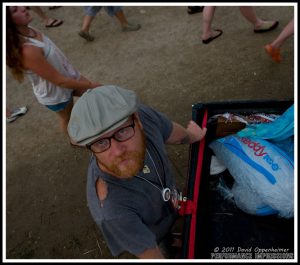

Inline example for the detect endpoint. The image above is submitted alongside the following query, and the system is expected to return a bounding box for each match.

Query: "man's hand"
[186,120,207,143]
[137,246,165,259]
[166,121,207,145]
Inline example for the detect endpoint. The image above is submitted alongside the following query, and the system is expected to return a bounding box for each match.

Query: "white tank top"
[23,29,81,105]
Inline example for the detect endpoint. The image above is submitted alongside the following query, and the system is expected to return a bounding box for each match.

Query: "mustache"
[113,150,145,165]
[113,131,146,165]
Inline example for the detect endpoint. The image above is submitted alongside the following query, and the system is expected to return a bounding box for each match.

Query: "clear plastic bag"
[209,135,294,218]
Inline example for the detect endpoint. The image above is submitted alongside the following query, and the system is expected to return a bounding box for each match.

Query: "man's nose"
[109,138,126,156]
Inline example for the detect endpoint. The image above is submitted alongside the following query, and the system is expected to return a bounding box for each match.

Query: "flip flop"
[254,21,279,33]
[202,29,223,44]
[45,19,63,28]
[187,6,204,14]
[49,6,61,10]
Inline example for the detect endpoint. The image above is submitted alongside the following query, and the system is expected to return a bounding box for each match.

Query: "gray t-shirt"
[86,104,178,256]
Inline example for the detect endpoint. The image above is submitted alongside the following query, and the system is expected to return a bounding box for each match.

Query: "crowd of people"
[5,5,294,259]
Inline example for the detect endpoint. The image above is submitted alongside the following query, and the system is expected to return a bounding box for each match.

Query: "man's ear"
[133,112,143,130]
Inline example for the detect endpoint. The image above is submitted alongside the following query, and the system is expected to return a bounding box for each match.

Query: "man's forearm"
[166,121,207,145]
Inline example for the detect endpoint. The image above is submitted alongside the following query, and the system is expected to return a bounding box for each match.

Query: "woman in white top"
[6,6,101,143]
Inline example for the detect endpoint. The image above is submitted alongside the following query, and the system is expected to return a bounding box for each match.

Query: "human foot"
[122,22,141,32]
[45,18,63,28]
[78,30,95,41]
[264,44,282,63]
[202,29,223,44]
[254,20,279,33]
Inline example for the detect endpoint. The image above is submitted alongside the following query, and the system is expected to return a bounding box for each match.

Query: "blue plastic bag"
[237,104,294,142]
[271,136,294,161]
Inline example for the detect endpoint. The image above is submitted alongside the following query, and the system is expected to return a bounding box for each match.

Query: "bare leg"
[202,6,217,40]
[114,10,141,31]
[239,6,278,32]
[201,6,222,43]
[56,99,74,140]
[80,15,95,33]
[78,15,96,41]
[270,18,294,49]
[30,6,63,27]
[239,6,262,27]
[56,99,84,146]
[264,18,294,63]
[114,10,128,27]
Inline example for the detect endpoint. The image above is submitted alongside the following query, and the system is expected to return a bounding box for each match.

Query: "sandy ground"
[5,5,294,259]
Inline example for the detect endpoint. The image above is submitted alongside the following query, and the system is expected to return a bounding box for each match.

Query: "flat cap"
[68,85,138,146]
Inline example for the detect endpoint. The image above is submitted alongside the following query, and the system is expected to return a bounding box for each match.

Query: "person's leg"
[264,18,294,63]
[78,6,102,41]
[45,98,81,145]
[113,9,128,26]
[56,99,74,140]
[202,6,216,39]
[201,6,223,44]
[239,6,261,26]
[270,18,294,49]
[106,7,141,31]
[239,6,278,32]
[80,15,94,33]
[78,15,95,41]
[30,6,63,27]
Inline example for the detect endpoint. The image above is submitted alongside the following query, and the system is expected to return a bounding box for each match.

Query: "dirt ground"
[5,5,294,260]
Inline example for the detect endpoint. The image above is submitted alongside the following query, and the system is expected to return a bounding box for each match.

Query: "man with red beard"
[68,85,207,259]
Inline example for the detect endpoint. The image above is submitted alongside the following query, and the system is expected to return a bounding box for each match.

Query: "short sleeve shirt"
[86,104,178,256]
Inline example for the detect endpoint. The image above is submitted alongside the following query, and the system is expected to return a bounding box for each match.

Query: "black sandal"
[187,6,204,14]
[49,6,61,10]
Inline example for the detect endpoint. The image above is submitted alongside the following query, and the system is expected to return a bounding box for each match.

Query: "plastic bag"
[271,136,294,161]
[237,104,294,142]
[232,182,278,216]
[209,135,294,218]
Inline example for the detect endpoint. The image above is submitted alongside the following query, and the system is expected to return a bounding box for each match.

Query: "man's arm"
[166,120,207,145]
[137,246,165,259]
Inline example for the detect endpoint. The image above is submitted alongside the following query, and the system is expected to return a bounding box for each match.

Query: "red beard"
[103,150,146,178]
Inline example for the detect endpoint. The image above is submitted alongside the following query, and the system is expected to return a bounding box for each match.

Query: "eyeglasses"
[87,117,135,153]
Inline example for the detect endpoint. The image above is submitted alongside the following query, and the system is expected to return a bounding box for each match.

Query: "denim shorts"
[45,96,73,112]
[84,6,122,17]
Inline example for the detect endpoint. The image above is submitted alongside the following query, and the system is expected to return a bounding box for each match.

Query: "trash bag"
[209,135,294,218]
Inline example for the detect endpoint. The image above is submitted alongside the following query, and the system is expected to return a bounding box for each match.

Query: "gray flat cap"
[68,85,138,146]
